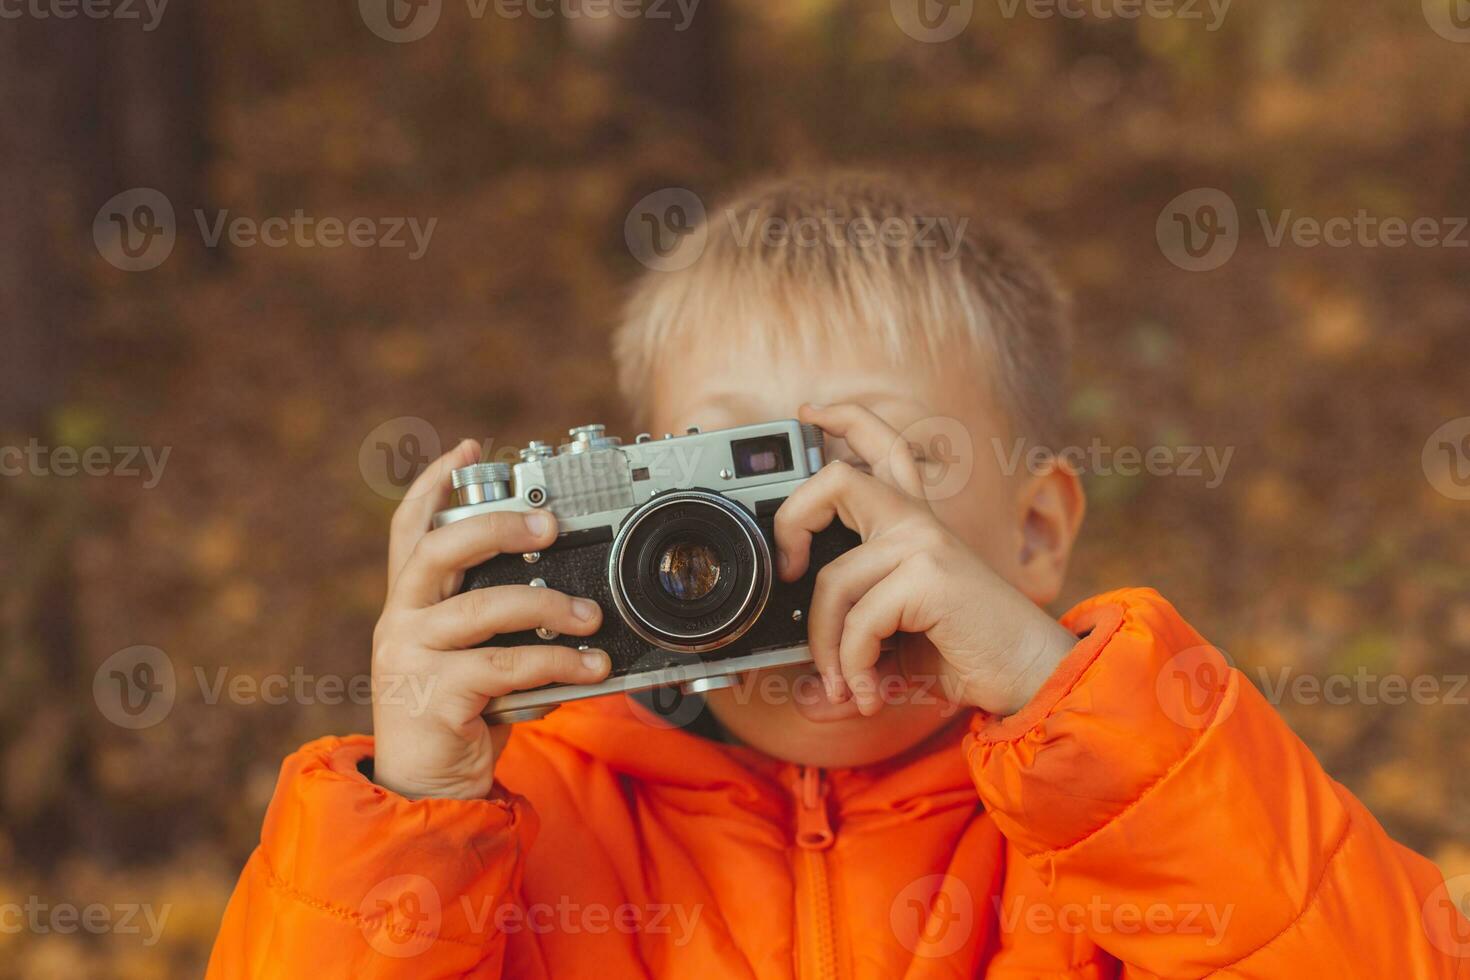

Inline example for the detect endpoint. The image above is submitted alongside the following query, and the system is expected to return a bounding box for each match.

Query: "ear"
[1011,459,1086,605]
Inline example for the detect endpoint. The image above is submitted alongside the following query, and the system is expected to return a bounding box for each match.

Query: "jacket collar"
[522,693,980,826]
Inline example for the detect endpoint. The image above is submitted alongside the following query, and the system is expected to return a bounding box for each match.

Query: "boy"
[208,172,1467,978]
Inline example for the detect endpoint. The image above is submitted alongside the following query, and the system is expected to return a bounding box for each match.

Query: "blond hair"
[614,171,1071,444]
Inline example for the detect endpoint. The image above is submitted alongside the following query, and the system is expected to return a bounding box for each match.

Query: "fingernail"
[524,511,551,536]
[805,403,825,411]
[572,598,598,621]
[580,650,608,671]
[822,673,841,703]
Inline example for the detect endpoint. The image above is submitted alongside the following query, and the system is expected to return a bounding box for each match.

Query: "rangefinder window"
[731,434,793,478]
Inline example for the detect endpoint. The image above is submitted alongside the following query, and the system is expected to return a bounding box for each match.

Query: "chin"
[703,661,962,769]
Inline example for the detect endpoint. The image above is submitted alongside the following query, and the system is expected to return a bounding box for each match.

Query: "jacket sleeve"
[969,588,1469,979]
[206,735,537,979]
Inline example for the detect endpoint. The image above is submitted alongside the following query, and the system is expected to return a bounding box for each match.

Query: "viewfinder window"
[731,434,794,478]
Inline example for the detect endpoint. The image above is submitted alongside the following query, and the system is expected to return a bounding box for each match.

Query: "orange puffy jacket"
[207,589,1468,978]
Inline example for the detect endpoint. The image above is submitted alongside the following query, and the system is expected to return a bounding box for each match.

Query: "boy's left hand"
[775,404,1078,717]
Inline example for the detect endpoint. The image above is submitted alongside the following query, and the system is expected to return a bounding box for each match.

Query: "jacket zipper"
[794,766,840,980]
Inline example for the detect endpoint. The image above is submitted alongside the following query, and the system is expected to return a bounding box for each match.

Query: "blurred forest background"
[1,0,1468,974]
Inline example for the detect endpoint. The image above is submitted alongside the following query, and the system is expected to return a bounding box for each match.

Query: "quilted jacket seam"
[254,851,487,951]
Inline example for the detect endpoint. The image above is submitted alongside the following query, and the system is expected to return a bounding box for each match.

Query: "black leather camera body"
[432,420,859,723]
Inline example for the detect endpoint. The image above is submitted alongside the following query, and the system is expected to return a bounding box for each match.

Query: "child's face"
[646,334,1075,768]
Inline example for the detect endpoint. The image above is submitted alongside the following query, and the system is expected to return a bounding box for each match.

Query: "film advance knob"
[565,424,620,454]
[451,462,512,506]
[800,422,827,471]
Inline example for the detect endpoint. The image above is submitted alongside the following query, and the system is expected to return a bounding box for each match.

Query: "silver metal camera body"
[432,420,857,724]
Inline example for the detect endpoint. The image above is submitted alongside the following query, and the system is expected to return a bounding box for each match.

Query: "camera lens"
[608,490,772,654]
[657,538,723,602]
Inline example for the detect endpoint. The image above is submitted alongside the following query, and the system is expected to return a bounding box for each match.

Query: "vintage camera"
[432,420,860,724]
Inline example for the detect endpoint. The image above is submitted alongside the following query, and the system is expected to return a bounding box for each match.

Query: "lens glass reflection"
[656,539,722,602]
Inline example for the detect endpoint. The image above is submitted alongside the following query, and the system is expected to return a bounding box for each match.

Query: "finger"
[387,438,482,592]
[423,585,602,650]
[799,403,926,499]
[450,644,612,700]
[805,540,907,702]
[390,510,558,609]
[774,459,914,581]
[839,555,939,715]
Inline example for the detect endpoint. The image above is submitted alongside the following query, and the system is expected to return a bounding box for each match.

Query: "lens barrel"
[607,490,772,654]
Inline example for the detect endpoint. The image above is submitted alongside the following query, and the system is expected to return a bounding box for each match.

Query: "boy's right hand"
[370,439,610,800]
